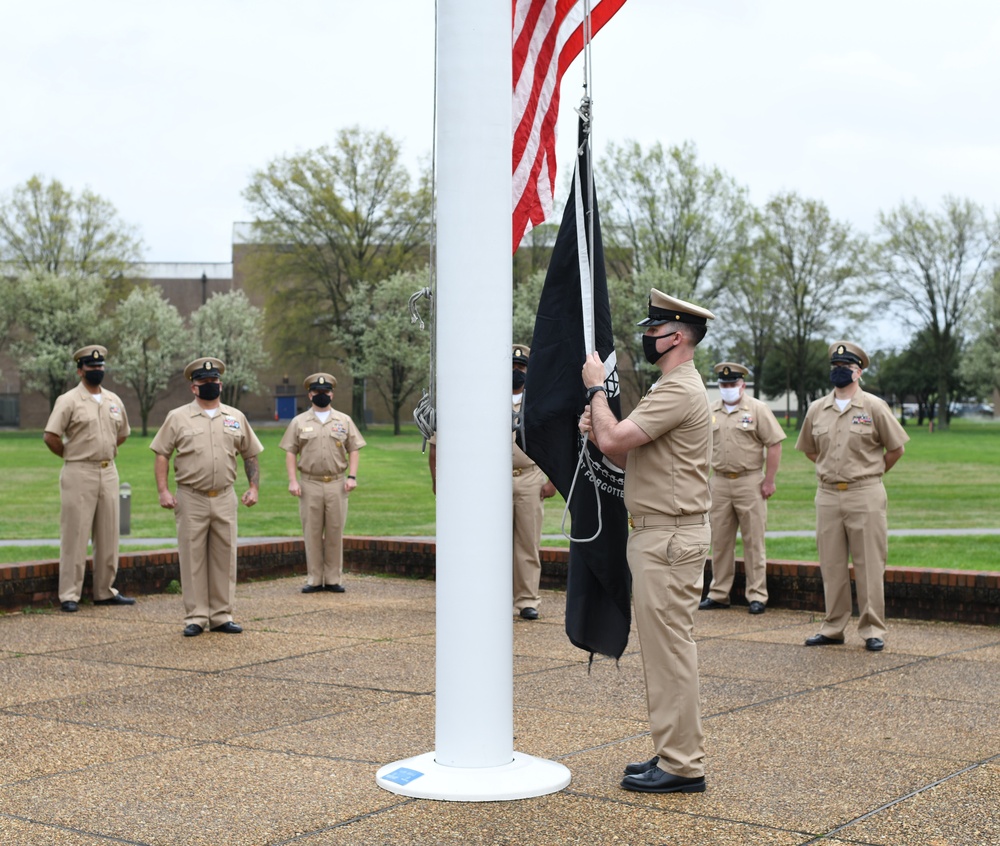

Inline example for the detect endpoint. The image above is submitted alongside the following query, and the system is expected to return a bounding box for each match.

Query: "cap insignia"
[722,367,731,377]
[92,350,100,359]
[318,377,326,385]
[837,345,846,356]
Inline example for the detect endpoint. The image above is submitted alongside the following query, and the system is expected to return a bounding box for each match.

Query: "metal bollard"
[119,482,132,535]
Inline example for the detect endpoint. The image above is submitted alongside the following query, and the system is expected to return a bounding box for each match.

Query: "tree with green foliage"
[959,266,1000,407]
[345,268,431,435]
[597,139,749,302]
[190,290,267,409]
[242,127,432,427]
[758,192,870,426]
[8,271,106,409]
[0,175,142,283]
[112,286,190,435]
[875,197,997,429]
[713,212,783,396]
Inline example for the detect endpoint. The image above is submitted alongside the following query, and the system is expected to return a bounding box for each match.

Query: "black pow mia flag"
[518,116,631,660]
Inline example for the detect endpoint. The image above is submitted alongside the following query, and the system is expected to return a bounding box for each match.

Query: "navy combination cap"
[304,372,337,391]
[74,345,107,366]
[512,344,530,365]
[184,357,226,380]
[637,288,716,327]
[828,341,869,369]
[714,362,749,383]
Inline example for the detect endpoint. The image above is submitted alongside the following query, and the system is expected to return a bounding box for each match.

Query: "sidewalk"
[1,573,998,845]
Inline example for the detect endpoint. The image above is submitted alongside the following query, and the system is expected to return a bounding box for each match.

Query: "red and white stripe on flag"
[512,0,627,252]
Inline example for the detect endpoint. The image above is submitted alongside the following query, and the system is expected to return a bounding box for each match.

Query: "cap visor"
[636,317,669,326]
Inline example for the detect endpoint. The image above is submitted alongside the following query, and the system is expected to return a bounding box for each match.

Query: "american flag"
[512,0,627,252]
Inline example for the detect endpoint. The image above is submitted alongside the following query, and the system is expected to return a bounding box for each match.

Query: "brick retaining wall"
[1,537,997,626]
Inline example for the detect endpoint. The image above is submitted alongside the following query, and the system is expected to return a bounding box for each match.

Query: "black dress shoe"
[865,637,885,652]
[805,633,845,646]
[324,584,346,593]
[698,597,729,610]
[624,756,659,775]
[519,607,538,620]
[301,585,323,593]
[621,766,706,794]
[748,601,766,615]
[183,624,203,637]
[93,594,136,605]
[61,601,79,613]
[210,621,243,634]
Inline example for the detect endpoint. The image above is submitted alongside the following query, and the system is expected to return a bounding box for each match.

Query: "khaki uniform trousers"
[815,480,888,641]
[628,520,710,778]
[175,485,238,629]
[58,460,121,603]
[708,473,769,604]
[300,475,349,587]
[512,465,545,612]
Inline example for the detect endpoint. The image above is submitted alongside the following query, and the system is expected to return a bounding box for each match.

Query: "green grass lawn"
[2,418,998,569]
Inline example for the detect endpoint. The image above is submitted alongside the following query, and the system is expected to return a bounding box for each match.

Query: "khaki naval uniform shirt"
[622,359,711,779]
[279,408,365,478]
[45,383,131,602]
[795,389,909,485]
[150,401,263,491]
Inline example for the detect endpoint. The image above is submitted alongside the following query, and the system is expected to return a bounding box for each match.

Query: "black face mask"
[830,366,855,389]
[196,382,222,401]
[83,369,105,386]
[312,392,332,408]
[512,369,526,391]
[642,332,675,365]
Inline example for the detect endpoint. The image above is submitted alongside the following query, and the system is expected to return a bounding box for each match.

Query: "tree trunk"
[351,379,367,431]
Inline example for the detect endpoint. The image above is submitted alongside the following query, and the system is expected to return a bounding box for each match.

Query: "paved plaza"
[1,573,998,845]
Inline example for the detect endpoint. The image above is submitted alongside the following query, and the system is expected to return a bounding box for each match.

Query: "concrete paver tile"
[513,654,649,722]
[0,819,117,844]
[841,761,1000,846]
[285,791,807,845]
[15,673,396,741]
[232,639,436,694]
[0,745,398,846]
[0,713,188,784]
[837,656,1000,705]
[699,638,914,687]
[227,695,434,763]
[52,629,355,673]
[706,688,998,765]
[0,653,187,708]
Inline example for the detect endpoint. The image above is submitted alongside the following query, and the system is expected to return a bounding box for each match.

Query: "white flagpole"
[375,0,570,801]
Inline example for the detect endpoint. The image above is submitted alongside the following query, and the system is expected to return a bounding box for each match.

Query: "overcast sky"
[2,0,998,265]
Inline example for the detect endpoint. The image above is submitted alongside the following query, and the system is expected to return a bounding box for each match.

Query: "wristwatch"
[585,385,607,402]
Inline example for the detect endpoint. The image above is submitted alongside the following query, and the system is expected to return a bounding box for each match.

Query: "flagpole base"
[376,751,571,802]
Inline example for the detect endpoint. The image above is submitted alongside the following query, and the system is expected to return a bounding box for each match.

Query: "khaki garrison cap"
[304,373,337,391]
[74,345,107,365]
[637,288,716,326]
[512,344,530,365]
[184,357,226,380]
[714,362,749,383]
[829,341,869,369]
